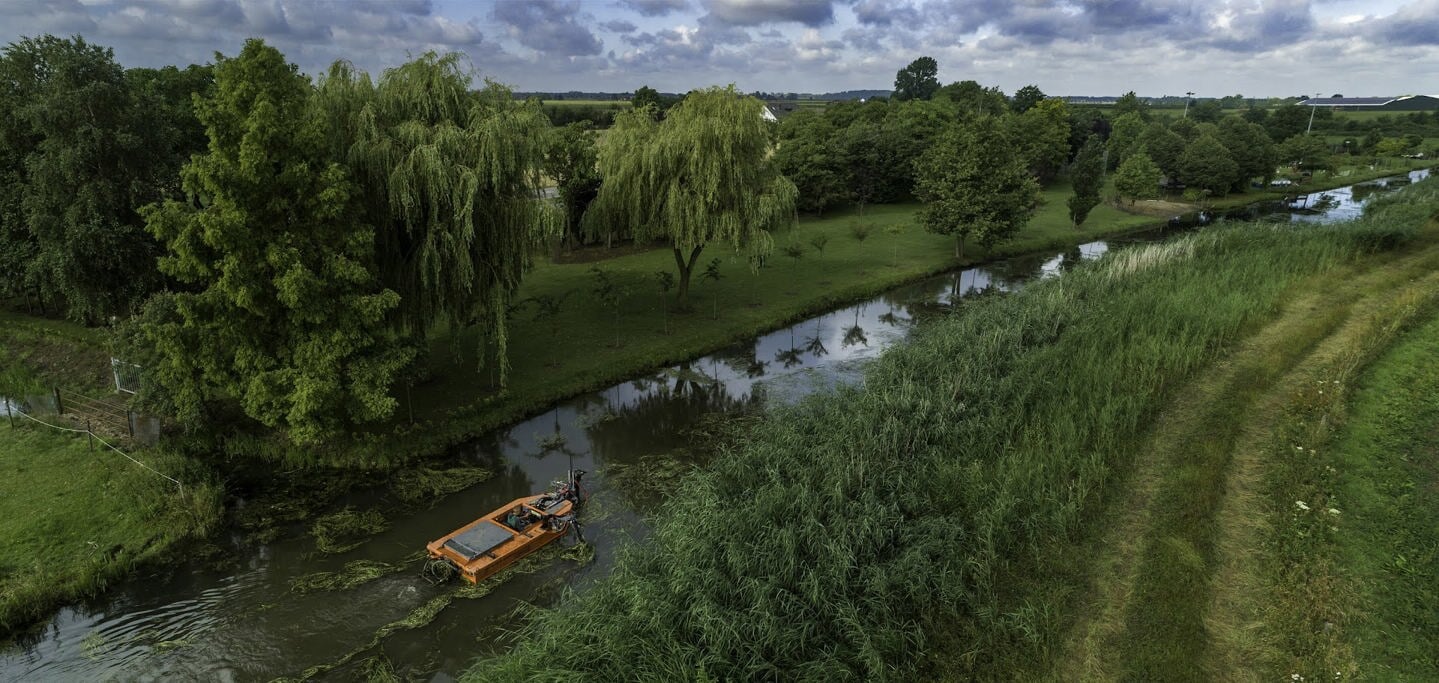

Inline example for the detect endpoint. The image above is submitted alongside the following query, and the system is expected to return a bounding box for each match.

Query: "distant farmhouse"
[1301,95,1439,111]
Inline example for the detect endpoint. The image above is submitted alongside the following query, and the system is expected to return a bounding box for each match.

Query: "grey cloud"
[602,19,639,32]
[1207,0,1315,52]
[1359,0,1439,46]
[1078,0,1206,38]
[704,0,838,26]
[619,0,691,16]
[492,0,603,56]
[853,0,920,27]
[842,26,885,50]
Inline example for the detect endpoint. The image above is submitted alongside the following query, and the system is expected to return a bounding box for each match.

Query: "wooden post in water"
[86,420,94,451]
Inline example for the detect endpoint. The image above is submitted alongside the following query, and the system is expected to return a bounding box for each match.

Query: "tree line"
[0,41,1400,456]
[0,36,790,453]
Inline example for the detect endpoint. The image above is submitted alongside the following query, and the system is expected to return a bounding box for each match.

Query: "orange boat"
[426,469,586,584]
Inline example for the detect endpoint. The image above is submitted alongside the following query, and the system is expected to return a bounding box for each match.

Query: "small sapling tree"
[809,234,830,257]
[590,267,622,348]
[656,270,675,335]
[700,258,723,320]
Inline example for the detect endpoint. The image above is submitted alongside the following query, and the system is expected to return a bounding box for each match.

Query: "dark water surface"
[2,169,1427,681]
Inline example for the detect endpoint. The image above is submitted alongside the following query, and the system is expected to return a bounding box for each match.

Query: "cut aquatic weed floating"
[289,553,427,594]
[390,466,493,505]
[310,507,389,554]
[272,541,595,682]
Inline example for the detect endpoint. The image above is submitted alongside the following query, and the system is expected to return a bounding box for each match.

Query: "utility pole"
[1184,91,1195,118]
[1306,92,1321,134]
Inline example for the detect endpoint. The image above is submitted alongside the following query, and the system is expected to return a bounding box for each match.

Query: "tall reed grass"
[463,179,1439,681]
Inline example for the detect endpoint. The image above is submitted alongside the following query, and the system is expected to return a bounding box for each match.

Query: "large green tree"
[934,79,1009,117]
[774,110,848,215]
[1010,84,1046,114]
[544,121,602,248]
[1114,91,1150,120]
[1277,133,1334,173]
[1112,152,1161,205]
[893,56,939,101]
[1107,112,1146,169]
[1216,116,1278,190]
[1178,134,1240,196]
[313,54,552,384]
[1265,104,1311,142]
[1068,135,1105,227]
[915,117,1040,258]
[136,39,411,446]
[1137,122,1186,180]
[1010,97,1071,182]
[585,86,797,307]
[0,36,203,322]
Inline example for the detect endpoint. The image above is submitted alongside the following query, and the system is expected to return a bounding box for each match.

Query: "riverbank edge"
[344,163,1435,468]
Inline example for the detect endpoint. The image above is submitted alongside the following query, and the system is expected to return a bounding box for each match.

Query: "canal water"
[1,169,1427,681]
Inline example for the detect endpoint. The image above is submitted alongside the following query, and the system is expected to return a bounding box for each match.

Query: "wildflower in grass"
[1295,500,1311,511]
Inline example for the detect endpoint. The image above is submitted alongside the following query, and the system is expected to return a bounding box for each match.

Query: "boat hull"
[426,494,576,584]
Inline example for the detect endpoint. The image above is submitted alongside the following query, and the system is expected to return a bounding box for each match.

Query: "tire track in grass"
[1206,263,1439,681]
[1050,239,1439,682]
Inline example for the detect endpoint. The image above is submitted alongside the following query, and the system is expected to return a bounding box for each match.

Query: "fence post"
[6,401,13,430]
[126,410,135,438]
[86,420,94,451]
[53,387,63,415]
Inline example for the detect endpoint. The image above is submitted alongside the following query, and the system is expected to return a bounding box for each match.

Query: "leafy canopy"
[1112,152,1161,204]
[313,53,552,385]
[1068,134,1105,227]
[136,39,411,448]
[586,85,797,305]
[893,56,940,102]
[914,116,1040,258]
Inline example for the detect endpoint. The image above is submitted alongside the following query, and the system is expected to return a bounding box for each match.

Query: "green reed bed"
[464,179,1439,681]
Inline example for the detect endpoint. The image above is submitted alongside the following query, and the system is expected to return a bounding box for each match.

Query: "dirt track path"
[1048,239,1439,681]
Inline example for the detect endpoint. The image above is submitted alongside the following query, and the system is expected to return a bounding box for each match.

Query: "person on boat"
[505,509,524,530]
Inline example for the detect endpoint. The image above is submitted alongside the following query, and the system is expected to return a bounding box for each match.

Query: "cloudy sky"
[2,0,1436,97]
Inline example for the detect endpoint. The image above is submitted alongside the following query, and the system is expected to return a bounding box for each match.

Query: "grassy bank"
[0,313,222,637]
[333,181,1160,466]
[0,424,220,636]
[1256,307,1439,679]
[462,179,1439,680]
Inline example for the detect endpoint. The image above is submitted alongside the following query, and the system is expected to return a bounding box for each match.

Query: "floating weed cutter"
[425,468,588,585]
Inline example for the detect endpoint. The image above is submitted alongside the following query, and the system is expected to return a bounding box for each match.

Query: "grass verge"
[1250,295,1439,680]
[0,424,221,637]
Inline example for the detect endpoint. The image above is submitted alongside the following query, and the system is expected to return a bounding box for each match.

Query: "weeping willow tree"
[586,85,796,307]
[314,53,553,385]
